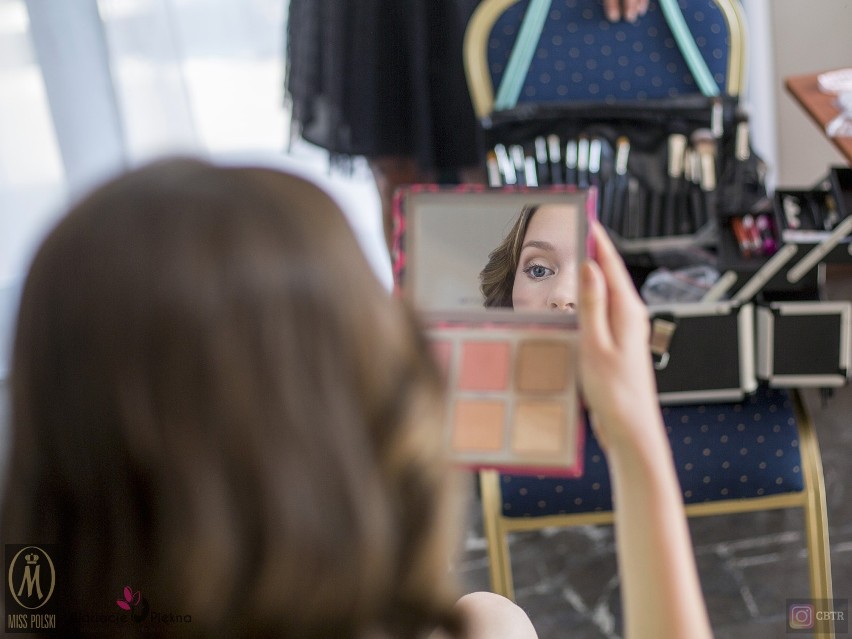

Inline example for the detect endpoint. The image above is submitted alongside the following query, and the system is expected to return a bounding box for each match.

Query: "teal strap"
[658,0,720,96]
[494,0,552,110]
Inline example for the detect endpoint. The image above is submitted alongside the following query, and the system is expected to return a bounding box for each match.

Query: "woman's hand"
[603,0,649,23]
[578,222,714,639]
[577,222,663,455]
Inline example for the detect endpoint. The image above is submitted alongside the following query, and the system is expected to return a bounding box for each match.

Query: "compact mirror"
[392,186,592,475]
[393,187,592,322]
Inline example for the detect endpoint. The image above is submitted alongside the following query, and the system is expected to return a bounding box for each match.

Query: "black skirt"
[285,0,483,171]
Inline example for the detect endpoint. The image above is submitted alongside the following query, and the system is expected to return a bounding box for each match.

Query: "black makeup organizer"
[483,92,852,402]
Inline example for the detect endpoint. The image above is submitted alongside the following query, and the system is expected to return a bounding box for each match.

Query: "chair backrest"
[464,0,746,118]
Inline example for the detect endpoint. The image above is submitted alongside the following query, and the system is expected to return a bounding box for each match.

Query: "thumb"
[578,259,612,352]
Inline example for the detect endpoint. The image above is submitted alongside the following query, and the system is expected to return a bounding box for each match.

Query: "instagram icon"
[789,603,815,630]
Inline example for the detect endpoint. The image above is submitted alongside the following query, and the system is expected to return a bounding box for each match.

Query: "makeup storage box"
[649,301,756,404]
[755,301,851,388]
[771,166,852,265]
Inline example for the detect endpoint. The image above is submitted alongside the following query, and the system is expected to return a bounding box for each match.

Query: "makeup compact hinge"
[650,316,678,370]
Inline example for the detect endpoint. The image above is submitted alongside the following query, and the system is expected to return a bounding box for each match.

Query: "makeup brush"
[577,135,590,188]
[510,144,526,187]
[692,128,717,228]
[535,136,550,184]
[494,144,516,185]
[547,134,563,184]
[588,137,603,219]
[588,137,602,189]
[730,120,750,211]
[486,150,501,187]
[611,136,630,236]
[628,177,644,239]
[565,138,578,186]
[711,97,724,139]
[686,148,704,231]
[524,155,539,187]
[663,133,688,235]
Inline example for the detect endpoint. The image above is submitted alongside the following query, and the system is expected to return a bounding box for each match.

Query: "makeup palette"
[429,318,584,476]
[393,185,593,476]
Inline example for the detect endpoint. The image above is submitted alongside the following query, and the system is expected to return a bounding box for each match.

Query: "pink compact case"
[393,185,593,476]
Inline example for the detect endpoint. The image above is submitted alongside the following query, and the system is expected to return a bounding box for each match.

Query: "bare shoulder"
[452,592,539,639]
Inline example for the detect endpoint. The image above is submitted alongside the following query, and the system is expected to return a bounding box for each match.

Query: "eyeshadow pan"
[452,400,505,451]
[512,400,566,453]
[516,340,572,392]
[458,341,510,391]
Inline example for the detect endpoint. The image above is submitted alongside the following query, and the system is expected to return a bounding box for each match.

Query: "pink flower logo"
[116,586,142,611]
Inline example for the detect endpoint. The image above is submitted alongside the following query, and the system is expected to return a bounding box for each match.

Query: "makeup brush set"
[481,95,767,256]
[475,95,852,398]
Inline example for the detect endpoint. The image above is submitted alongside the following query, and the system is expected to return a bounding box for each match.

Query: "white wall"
[770,0,852,186]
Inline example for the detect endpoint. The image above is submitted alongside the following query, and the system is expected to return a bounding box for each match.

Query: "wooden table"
[786,71,852,165]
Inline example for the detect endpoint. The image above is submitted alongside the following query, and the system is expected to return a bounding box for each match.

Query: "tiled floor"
[454,266,852,638]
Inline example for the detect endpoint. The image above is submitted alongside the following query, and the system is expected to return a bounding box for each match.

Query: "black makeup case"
[755,300,851,388]
[644,208,852,401]
[481,95,767,267]
[771,167,852,265]
[648,300,756,404]
[710,167,852,303]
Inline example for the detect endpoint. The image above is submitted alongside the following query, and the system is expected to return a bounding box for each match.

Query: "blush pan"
[459,341,510,390]
[429,321,584,477]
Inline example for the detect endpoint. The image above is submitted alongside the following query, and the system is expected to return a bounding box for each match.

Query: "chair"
[464,0,746,119]
[478,387,832,602]
[463,2,835,636]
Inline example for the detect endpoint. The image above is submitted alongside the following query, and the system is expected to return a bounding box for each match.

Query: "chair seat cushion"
[500,385,804,517]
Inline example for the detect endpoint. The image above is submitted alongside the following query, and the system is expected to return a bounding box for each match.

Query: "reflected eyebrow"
[521,240,556,252]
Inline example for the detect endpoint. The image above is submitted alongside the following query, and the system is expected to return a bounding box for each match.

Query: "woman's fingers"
[588,223,646,344]
[603,0,648,22]
[579,258,614,353]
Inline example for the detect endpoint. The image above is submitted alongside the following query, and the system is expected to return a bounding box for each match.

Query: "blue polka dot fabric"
[488,0,729,104]
[499,385,804,517]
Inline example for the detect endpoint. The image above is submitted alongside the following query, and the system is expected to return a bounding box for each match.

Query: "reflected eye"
[522,263,554,280]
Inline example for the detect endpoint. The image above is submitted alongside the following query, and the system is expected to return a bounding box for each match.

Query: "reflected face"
[512,204,578,312]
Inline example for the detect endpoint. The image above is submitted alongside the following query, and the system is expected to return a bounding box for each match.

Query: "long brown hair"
[2,158,464,638]
[479,205,539,308]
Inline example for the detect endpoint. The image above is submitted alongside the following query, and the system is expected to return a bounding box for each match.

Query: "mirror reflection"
[481,203,580,313]
[398,190,587,316]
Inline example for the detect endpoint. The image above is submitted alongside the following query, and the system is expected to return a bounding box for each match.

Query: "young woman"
[480,203,580,312]
[480,201,714,638]
[2,157,708,638]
